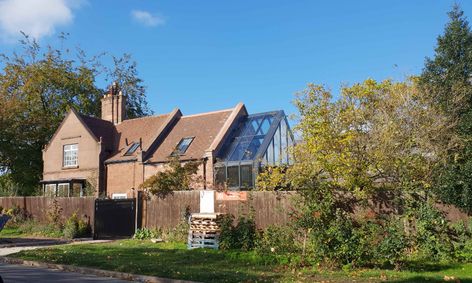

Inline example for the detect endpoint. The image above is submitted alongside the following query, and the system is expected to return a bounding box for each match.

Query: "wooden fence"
[0,192,469,231]
[143,191,295,229]
[0,197,95,224]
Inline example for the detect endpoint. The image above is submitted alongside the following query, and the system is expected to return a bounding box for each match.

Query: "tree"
[419,5,472,213]
[106,54,152,119]
[290,79,454,198]
[139,156,201,199]
[284,79,458,266]
[0,34,152,194]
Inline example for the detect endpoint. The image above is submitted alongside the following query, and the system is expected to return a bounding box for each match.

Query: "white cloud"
[131,10,165,27]
[0,0,83,42]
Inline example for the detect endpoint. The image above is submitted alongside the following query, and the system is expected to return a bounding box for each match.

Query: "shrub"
[218,214,257,251]
[254,225,300,265]
[4,205,29,226]
[412,202,454,261]
[375,219,409,269]
[134,228,161,240]
[452,219,472,262]
[63,214,79,239]
[63,213,91,239]
[46,199,63,229]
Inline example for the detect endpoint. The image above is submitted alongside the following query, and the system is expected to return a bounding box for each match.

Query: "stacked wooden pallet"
[187,213,223,249]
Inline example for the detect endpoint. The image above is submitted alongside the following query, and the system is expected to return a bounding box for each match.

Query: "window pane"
[288,128,294,165]
[174,137,194,155]
[281,120,288,164]
[215,166,226,187]
[274,125,281,165]
[261,152,268,166]
[125,142,140,156]
[57,183,69,197]
[71,183,83,197]
[257,118,271,135]
[240,165,253,189]
[44,184,56,197]
[63,144,78,167]
[242,118,261,136]
[229,137,252,161]
[227,166,239,188]
[242,137,264,160]
[267,139,274,165]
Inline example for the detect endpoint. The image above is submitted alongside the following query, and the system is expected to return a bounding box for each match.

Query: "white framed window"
[63,144,78,167]
[44,184,57,197]
[57,183,70,197]
[112,193,127,199]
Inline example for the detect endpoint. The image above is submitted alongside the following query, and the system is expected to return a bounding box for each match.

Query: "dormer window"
[63,144,78,167]
[124,142,140,156]
[173,137,194,155]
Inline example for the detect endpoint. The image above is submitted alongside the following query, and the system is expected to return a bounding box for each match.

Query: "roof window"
[173,137,194,155]
[124,142,140,156]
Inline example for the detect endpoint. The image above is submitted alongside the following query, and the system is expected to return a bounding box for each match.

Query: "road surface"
[0,263,133,283]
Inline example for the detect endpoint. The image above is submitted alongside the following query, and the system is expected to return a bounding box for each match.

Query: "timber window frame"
[63,144,78,168]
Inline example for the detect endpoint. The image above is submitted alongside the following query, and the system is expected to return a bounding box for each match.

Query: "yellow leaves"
[292,78,451,194]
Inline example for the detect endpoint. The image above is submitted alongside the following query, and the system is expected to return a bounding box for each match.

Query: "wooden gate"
[93,198,136,239]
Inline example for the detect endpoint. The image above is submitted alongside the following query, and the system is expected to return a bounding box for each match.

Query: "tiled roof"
[106,113,172,162]
[79,114,116,151]
[148,109,234,163]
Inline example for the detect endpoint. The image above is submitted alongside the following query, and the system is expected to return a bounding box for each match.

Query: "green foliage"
[3,204,29,227]
[256,165,291,191]
[376,220,409,268]
[254,225,300,266]
[419,5,472,214]
[219,214,257,251]
[63,212,91,239]
[16,219,64,238]
[0,34,151,194]
[140,156,201,198]
[0,173,21,196]
[134,228,160,240]
[412,202,454,260]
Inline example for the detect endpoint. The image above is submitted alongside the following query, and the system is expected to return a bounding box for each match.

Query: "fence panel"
[0,197,95,224]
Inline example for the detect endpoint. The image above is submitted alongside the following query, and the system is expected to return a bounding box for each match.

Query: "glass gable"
[215,110,295,190]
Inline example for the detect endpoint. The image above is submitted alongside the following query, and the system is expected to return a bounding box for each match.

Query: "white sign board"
[200,190,215,213]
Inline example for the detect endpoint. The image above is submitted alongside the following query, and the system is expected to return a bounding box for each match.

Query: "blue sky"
[0,0,471,118]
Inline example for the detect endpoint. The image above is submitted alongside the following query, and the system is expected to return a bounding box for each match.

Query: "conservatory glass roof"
[214,110,295,189]
[218,110,294,165]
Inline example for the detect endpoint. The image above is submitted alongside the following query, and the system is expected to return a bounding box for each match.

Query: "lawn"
[0,227,24,238]
[8,239,472,283]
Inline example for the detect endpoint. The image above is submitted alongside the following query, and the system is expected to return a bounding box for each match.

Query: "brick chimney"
[101,82,126,124]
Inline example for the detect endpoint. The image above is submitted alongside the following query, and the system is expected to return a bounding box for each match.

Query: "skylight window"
[173,137,194,155]
[124,142,140,156]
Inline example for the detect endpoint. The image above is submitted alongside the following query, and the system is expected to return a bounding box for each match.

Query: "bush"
[134,228,161,240]
[254,225,300,265]
[452,219,472,262]
[375,219,409,269]
[46,199,63,229]
[4,205,29,227]
[412,202,454,261]
[219,214,257,251]
[63,213,91,239]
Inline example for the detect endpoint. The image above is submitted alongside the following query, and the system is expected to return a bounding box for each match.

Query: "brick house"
[41,85,295,198]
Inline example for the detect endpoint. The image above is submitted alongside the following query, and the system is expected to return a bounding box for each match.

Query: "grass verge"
[9,239,472,283]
